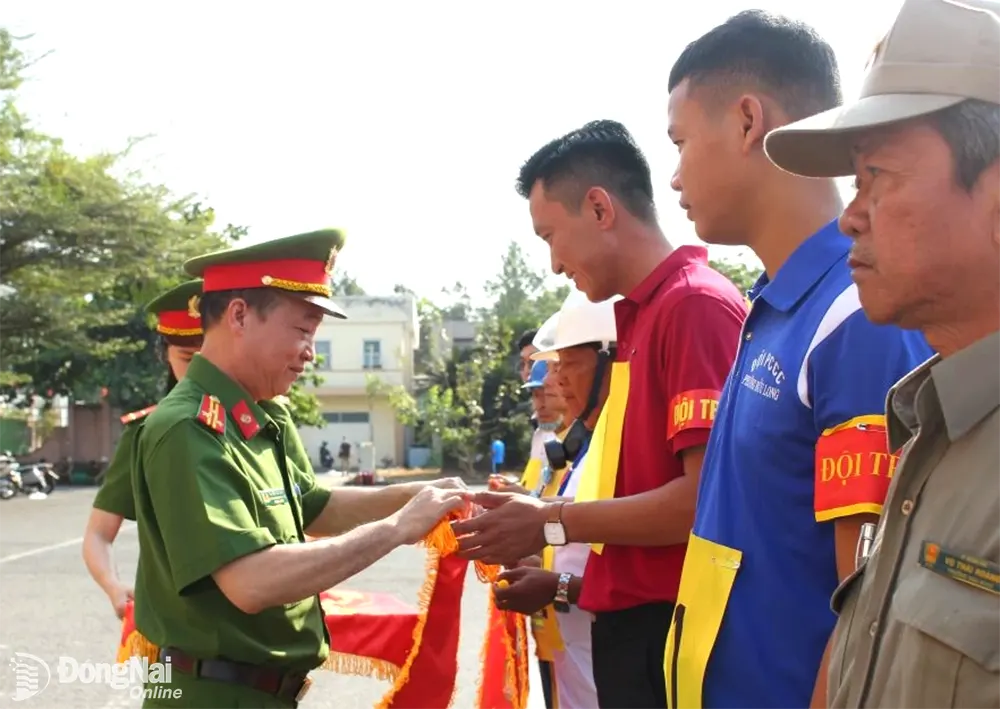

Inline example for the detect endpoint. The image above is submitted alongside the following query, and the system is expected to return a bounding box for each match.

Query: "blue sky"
[7,1,899,305]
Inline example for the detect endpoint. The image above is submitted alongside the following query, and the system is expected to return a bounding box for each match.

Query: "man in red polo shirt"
[454,120,746,708]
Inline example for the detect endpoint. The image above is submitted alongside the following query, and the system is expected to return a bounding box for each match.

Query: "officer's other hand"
[110,585,134,620]
[393,486,469,545]
[493,567,558,615]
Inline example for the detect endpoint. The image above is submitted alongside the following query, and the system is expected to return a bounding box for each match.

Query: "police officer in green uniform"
[130,229,468,708]
[83,279,204,619]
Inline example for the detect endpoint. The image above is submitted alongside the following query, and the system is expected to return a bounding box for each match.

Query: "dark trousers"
[591,601,675,709]
[538,658,554,708]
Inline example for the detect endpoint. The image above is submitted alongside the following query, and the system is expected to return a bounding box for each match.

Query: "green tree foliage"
[710,256,763,294]
[332,272,365,295]
[0,29,235,366]
[477,242,569,463]
[286,372,324,428]
[0,30,324,425]
[385,353,485,475]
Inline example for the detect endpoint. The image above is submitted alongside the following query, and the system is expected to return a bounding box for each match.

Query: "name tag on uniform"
[259,488,289,507]
[919,541,1000,596]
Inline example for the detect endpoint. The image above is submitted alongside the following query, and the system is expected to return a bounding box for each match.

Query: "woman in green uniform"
[82,280,204,618]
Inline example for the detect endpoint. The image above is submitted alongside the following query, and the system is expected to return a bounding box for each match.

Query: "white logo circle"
[9,652,51,701]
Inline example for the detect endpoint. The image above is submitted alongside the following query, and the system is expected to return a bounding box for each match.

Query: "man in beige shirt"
[764,0,1000,706]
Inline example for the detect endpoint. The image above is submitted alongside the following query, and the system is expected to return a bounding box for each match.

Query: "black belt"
[159,647,311,705]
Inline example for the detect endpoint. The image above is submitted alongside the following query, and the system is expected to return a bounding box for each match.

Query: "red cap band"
[202,258,332,297]
[157,310,203,337]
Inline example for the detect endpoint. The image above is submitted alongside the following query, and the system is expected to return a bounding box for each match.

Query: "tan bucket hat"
[765,0,1000,178]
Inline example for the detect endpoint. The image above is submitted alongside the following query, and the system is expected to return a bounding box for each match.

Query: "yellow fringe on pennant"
[320,651,400,682]
[118,630,160,666]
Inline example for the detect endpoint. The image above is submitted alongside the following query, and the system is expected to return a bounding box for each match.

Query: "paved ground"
[0,482,545,709]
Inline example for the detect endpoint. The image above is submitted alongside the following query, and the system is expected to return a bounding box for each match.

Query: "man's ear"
[736,94,767,154]
[227,299,248,330]
[585,186,617,230]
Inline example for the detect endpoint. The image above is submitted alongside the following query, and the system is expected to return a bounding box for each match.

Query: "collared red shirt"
[131,355,331,672]
[675,222,934,708]
[578,245,747,613]
[828,331,999,709]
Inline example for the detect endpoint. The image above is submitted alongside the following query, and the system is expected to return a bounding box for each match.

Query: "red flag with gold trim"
[117,506,499,709]
[476,601,530,709]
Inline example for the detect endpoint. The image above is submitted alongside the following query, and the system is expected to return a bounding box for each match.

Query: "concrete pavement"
[0,483,545,708]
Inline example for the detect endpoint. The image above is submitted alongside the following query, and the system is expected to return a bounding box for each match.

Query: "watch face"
[543,521,567,546]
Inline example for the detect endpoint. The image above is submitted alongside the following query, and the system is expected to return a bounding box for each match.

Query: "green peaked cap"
[183,229,347,319]
[145,279,204,336]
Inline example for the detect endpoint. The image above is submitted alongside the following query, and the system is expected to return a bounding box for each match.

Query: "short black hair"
[199,288,283,329]
[517,329,537,351]
[668,10,841,120]
[515,120,656,222]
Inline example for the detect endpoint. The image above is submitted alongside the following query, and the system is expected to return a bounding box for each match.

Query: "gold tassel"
[118,631,160,666]
[320,651,400,681]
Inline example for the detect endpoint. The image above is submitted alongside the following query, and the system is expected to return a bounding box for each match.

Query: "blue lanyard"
[557,435,592,497]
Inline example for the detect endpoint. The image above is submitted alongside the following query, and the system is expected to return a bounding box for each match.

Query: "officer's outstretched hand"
[393,486,469,545]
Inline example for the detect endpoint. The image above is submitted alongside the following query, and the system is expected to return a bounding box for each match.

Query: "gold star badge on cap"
[324,247,338,275]
[187,295,202,320]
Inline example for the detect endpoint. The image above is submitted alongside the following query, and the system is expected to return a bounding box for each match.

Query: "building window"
[322,412,370,424]
[363,340,382,369]
[314,340,332,370]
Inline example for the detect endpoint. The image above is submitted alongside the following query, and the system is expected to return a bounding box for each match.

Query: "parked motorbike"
[20,463,58,495]
[0,456,21,500]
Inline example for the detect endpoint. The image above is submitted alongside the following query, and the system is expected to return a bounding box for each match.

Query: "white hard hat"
[531,289,620,361]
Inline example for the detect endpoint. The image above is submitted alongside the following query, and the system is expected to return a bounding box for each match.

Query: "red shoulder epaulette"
[196,394,227,435]
[120,405,156,425]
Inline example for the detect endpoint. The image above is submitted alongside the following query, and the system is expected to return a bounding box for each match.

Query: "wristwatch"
[542,502,567,546]
[553,572,572,613]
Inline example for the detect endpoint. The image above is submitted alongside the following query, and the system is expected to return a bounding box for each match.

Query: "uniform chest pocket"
[889,566,1000,708]
[255,487,302,544]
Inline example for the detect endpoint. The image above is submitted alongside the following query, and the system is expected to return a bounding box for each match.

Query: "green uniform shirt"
[93,422,142,520]
[131,355,332,672]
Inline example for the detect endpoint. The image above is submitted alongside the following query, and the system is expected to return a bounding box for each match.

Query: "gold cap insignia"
[187,295,202,319]
[324,247,338,275]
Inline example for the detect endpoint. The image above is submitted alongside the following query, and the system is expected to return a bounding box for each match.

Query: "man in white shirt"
[493,292,618,708]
